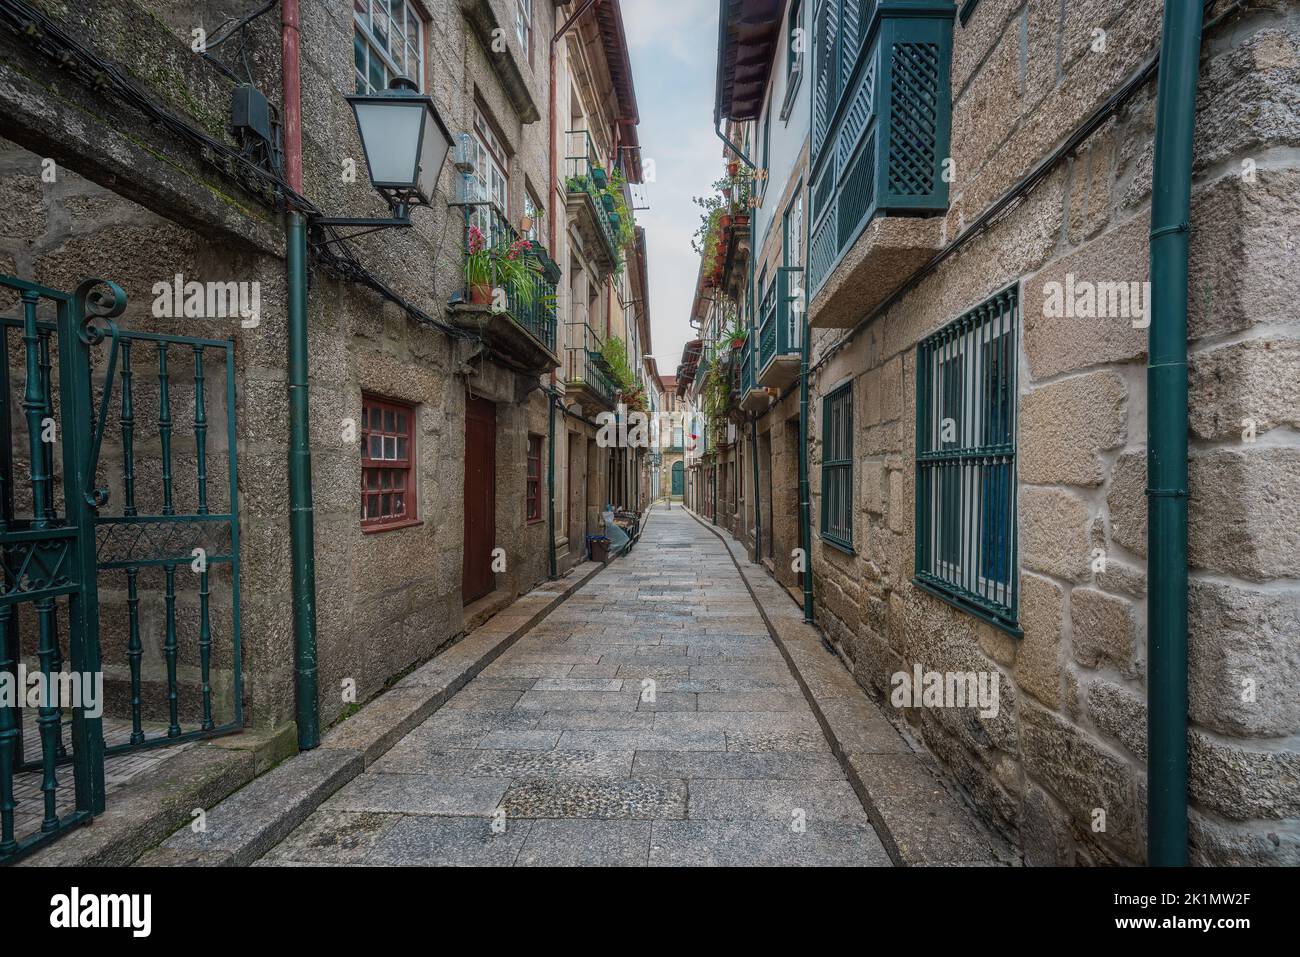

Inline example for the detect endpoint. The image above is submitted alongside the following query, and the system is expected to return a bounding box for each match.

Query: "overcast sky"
[623,0,721,382]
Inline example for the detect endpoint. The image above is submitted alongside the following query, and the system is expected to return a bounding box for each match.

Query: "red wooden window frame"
[362,395,417,531]
[526,434,543,524]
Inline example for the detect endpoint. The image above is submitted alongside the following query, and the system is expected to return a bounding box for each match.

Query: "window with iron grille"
[362,395,417,530]
[914,285,1019,632]
[526,434,543,523]
[820,382,853,550]
[353,0,426,93]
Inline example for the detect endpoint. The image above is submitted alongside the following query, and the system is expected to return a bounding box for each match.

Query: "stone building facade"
[702,0,1300,865]
[0,0,646,765]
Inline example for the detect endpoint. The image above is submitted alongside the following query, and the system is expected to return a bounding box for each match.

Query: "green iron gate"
[0,275,243,864]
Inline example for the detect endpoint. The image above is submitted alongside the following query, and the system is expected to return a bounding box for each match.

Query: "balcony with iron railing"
[564,320,619,415]
[806,0,954,329]
[564,129,622,275]
[757,266,804,390]
[448,205,561,371]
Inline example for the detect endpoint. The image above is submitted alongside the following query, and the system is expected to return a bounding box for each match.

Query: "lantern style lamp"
[313,76,452,238]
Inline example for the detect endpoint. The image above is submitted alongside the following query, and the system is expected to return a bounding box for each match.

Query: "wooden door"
[462,393,496,603]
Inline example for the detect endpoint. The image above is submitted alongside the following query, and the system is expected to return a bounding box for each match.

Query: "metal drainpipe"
[798,291,813,623]
[547,388,558,579]
[281,0,319,750]
[1146,0,1202,867]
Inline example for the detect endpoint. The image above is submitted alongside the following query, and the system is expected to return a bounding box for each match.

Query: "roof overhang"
[594,0,644,182]
[676,340,704,397]
[714,0,785,122]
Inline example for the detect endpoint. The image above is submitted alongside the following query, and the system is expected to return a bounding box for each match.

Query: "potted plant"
[727,158,739,177]
[465,226,542,307]
[465,225,494,304]
[723,315,748,350]
[591,164,609,189]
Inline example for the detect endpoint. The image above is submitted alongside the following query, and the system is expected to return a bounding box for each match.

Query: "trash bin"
[587,535,610,562]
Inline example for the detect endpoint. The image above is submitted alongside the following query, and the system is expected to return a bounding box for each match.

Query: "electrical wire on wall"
[0,0,483,348]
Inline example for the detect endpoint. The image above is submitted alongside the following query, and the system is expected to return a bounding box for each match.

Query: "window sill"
[819,533,855,556]
[362,519,423,535]
[526,517,544,526]
[912,576,1023,638]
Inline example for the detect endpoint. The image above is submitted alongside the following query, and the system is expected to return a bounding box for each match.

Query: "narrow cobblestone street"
[258,505,890,866]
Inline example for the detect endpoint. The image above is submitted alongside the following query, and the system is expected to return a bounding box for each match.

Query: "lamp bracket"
[309,211,412,246]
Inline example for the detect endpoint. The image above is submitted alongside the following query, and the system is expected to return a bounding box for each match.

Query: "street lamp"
[313,76,452,239]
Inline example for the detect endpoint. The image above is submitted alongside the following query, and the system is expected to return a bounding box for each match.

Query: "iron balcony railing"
[564,320,618,407]
[758,266,805,375]
[466,206,558,353]
[563,129,621,262]
[807,0,954,295]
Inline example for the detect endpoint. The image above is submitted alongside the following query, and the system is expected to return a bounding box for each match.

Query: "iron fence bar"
[162,562,180,737]
[158,343,174,516]
[125,566,144,743]
[226,342,245,728]
[194,346,209,515]
[120,340,137,516]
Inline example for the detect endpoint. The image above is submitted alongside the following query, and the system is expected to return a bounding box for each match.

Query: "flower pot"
[592,166,609,189]
[608,212,622,233]
[470,283,493,305]
[731,338,746,350]
[727,160,739,177]
[733,213,750,229]
[601,193,616,212]
[719,213,732,229]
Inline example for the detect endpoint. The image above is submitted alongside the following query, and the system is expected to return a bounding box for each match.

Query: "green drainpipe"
[287,210,319,751]
[798,298,813,624]
[548,388,558,580]
[1147,0,1202,867]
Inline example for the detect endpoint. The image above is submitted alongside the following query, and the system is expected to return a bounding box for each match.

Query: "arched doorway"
[671,460,684,497]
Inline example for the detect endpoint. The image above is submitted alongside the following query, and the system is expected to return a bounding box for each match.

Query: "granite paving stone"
[515,820,651,866]
[260,506,891,867]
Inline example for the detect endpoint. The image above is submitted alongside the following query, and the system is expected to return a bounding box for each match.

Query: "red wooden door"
[463,393,496,603]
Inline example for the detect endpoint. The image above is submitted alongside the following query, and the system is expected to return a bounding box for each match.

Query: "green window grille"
[820,381,853,550]
[914,285,1020,634]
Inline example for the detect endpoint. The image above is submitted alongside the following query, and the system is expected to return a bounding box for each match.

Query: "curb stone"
[681,506,1017,866]
[135,560,609,866]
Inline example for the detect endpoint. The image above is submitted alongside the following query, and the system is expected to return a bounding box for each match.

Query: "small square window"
[362,395,417,531]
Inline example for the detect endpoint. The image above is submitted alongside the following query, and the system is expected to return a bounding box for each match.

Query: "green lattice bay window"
[820,381,854,551]
[808,0,955,296]
[914,285,1020,634]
